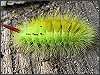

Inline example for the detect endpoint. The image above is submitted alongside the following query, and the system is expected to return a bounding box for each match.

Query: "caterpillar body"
[13,14,95,45]
[1,13,96,55]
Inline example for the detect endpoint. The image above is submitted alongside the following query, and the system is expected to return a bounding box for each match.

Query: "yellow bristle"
[52,19,61,32]
[70,20,81,32]
[44,19,52,32]
[61,19,71,32]
[73,21,80,32]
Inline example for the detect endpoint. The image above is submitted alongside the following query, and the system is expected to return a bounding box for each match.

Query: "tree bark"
[1,1,99,74]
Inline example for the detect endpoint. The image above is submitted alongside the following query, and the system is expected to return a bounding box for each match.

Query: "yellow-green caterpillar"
[1,13,96,55]
[14,14,95,45]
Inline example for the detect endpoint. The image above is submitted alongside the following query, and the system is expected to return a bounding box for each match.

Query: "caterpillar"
[1,13,96,56]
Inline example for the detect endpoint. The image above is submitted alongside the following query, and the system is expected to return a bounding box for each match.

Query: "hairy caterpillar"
[1,13,96,56]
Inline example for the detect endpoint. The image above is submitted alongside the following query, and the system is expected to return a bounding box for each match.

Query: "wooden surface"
[1,1,99,74]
